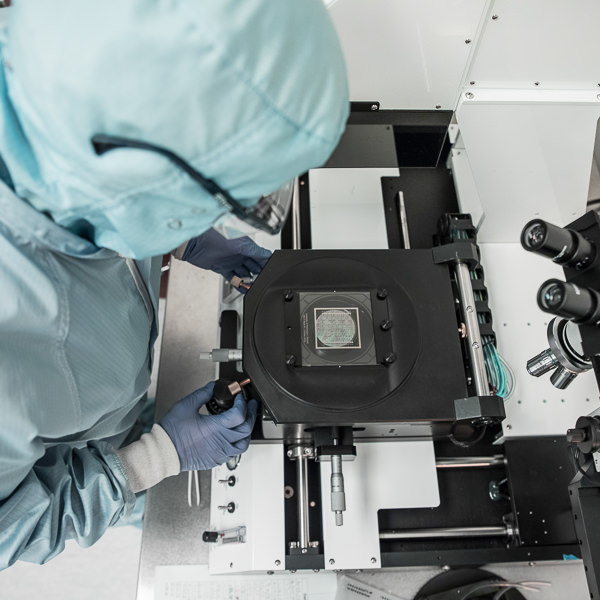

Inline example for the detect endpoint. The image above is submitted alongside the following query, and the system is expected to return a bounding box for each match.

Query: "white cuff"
[115,424,181,493]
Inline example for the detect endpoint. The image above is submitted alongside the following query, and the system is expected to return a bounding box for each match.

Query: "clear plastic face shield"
[212,179,294,239]
[90,134,294,238]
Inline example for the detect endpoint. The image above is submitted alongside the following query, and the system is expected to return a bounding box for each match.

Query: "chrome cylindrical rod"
[296,452,310,550]
[455,262,489,395]
[292,177,301,250]
[436,455,505,469]
[397,191,411,249]
[199,348,242,362]
[379,525,510,541]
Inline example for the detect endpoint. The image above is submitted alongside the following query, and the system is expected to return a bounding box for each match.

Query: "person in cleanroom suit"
[0,0,348,568]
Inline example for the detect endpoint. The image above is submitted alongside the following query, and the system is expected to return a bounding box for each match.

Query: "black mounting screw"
[286,354,296,366]
[383,352,396,365]
[284,290,294,302]
[380,319,392,331]
[377,288,388,300]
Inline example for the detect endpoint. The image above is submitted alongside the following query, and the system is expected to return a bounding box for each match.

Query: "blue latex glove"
[160,382,257,471]
[182,228,271,284]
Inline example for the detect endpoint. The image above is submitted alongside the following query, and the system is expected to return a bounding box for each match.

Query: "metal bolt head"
[472,341,479,349]
[465,39,472,44]
[302,548,308,554]
[329,559,335,565]
[304,447,311,455]
[383,352,396,365]
[534,81,540,86]
[380,319,392,331]
[287,450,293,458]
[284,290,294,302]
[370,557,377,564]
[435,105,441,109]
[376,288,388,300]
[286,354,296,366]
[469,81,475,85]
[371,104,378,111]
[275,560,281,567]
[465,92,474,99]
[492,14,499,19]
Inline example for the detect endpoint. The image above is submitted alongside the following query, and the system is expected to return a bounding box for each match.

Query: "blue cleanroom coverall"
[0,0,348,568]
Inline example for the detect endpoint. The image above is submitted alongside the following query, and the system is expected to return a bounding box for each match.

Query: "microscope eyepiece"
[541,282,564,310]
[537,279,600,325]
[521,219,596,270]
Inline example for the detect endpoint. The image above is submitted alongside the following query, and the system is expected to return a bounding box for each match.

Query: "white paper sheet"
[335,575,404,600]
[154,565,337,600]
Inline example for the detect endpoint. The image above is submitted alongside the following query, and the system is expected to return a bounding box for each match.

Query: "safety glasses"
[90,134,293,235]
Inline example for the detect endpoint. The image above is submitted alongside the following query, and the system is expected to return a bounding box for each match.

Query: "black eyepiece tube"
[521,219,595,270]
[537,279,600,325]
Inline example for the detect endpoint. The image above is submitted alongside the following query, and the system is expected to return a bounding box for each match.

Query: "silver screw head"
[371,104,378,111]
[370,557,377,564]
[492,14,499,19]
[465,92,474,99]
[275,560,281,566]
[465,39,472,44]
[329,559,335,565]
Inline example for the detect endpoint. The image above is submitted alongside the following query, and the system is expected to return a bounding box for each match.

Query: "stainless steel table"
[135,260,589,600]
[136,260,220,600]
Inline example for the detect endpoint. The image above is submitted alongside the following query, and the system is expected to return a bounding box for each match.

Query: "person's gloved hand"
[182,228,271,285]
[160,381,258,471]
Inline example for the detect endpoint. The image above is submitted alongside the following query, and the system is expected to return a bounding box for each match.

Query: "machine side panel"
[208,445,285,574]
[327,0,488,111]
[456,90,600,243]
[319,440,439,570]
[467,0,600,89]
[478,243,599,439]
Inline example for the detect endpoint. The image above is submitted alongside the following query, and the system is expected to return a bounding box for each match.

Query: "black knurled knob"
[202,531,219,543]
[207,379,236,415]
